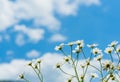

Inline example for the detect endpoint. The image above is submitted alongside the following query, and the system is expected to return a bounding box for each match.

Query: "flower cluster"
[19,59,43,82]
[19,40,120,82]
[55,40,120,82]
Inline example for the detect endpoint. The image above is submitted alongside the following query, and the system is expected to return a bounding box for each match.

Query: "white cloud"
[0,35,2,42]
[15,33,26,46]
[26,50,40,58]
[13,0,61,31]
[0,53,109,82]
[0,0,101,31]
[50,34,67,42]
[6,50,14,56]
[0,0,101,45]
[14,25,44,43]
[79,0,100,6]
[0,0,17,31]
[0,34,10,42]
[0,59,28,80]
[4,34,10,42]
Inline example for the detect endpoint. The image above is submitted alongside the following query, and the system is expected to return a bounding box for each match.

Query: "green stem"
[90,78,93,82]
[23,78,30,82]
[106,75,110,82]
[31,66,42,82]
[99,61,103,82]
[59,68,75,77]
[113,47,120,65]
[109,53,113,62]
[90,52,93,60]
[82,65,89,82]
[60,49,67,56]
[90,65,101,72]
[75,53,79,67]
[70,46,73,58]
[38,63,43,81]
[116,71,120,77]
[73,64,80,82]
[81,48,86,59]
[70,46,80,82]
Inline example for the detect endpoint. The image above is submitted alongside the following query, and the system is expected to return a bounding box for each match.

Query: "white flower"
[55,43,64,50]
[103,60,114,70]
[80,74,84,79]
[76,40,84,45]
[80,63,86,68]
[90,73,98,78]
[72,46,81,53]
[76,40,84,49]
[116,45,120,52]
[56,63,61,68]
[117,64,120,70]
[19,73,24,79]
[36,59,41,63]
[63,56,70,62]
[92,48,102,55]
[79,43,84,49]
[104,47,113,54]
[108,41,118,47]
[28,61,32,66]
[67,42,75,46]
[67,78,72,82]
[87,44,98,48]
[85,59,90,65]
[94,54,103,61]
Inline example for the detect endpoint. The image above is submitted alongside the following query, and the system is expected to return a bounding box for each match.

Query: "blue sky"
[0,0,120,81]
[0,0,120,62]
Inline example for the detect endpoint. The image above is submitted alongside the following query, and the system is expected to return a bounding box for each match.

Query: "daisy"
[87,44,98,49]
[108,41,118,47]
[76,40,84,45]
[104,47,113,54]
[116,45,120,52]
[90,73,98,78]
[55,43,64,51]
[92,48,102,55]
[94,54,103,61]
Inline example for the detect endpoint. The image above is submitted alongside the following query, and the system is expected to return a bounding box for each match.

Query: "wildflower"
[64,56,70,62]
[103,79,107,82]
[80,63,86,68]
[103,60,111,70]
[68,42,75,46]
[55,43,64,51]
[87,44,98,49]
[103,60,114,70]
[104,47,113,54]
[36,59,41,64]
[79,44,84,49]
[86,59,90,65]
[117,64,120,70]
[90,73,98,78]
[92,48,102,55]
[76,40,84,45]
[19,74,24,79]
[34,64,38,69]
[67,78,72,82]
[116,45,120,52]
[56,63,61,68]
[108,41,118,47]
[94,54,103,61]
[28,62,32,66]
[111,76,115,80]
[73,46,81,54]
[110,74,114,77]
[80,74,84,79]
